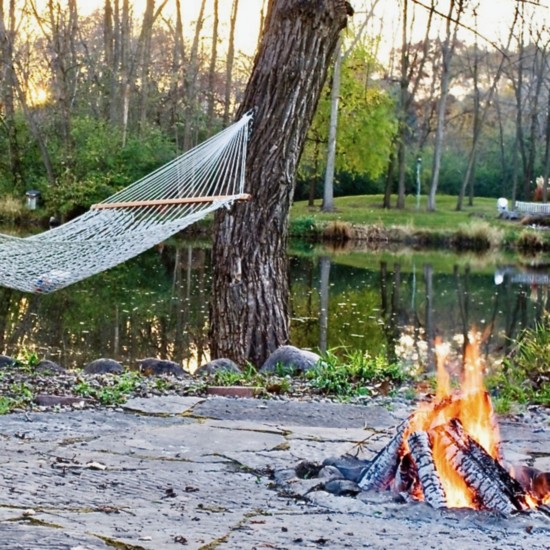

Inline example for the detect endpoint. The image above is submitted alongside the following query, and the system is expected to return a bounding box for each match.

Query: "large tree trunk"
[209,0,352,367]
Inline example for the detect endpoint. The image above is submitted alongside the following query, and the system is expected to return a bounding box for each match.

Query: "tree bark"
[209,0,352,367]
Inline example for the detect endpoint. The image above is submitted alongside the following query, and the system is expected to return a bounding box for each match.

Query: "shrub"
[516,229,544,253]
[488,315,550,407]
[0,195,26,224]
[322,220,353,242]
[452,220,503,250]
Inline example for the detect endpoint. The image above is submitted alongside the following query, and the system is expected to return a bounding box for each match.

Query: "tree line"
[2,1,550,217]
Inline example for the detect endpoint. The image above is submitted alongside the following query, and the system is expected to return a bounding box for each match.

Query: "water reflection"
[0,239,547,371]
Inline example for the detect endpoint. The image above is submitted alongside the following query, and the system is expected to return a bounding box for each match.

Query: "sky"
[72,0,265,57]
[33,0,550,60]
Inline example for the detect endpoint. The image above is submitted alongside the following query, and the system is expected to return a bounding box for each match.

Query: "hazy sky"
[36,0,550,59]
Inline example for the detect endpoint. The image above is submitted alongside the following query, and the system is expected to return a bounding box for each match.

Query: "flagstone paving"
[0,396,548,549]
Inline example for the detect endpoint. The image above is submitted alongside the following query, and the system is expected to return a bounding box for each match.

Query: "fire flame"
[403,332,520,509]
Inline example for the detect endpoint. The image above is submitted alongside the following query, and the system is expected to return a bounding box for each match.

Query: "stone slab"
[0,397,548,549]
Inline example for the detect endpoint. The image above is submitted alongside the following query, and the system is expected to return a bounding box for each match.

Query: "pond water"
[0,236,547,372]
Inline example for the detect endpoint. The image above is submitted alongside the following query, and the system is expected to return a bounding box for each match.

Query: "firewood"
[357,420,407,491]
[435,419,529,514]
[407,431,448,509]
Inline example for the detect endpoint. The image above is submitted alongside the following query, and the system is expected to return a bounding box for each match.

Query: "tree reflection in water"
[0,241,547,372]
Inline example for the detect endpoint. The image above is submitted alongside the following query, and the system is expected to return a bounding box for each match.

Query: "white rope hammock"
[0,112,253,294]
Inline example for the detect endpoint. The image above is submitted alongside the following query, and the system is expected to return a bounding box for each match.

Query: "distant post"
[416,156,422,210]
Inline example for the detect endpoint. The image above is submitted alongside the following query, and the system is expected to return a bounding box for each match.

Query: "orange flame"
[405,332,501,508]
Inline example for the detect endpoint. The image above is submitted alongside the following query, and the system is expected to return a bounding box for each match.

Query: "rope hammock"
[0,112,253,294]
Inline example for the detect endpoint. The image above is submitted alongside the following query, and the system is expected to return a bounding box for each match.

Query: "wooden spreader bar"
[91,193,251,210]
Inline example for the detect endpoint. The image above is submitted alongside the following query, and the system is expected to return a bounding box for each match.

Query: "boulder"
[34,359,66,375]
[195,358,242,377]
[83,358,123,375]
[259,345,321,374]
[0,354,16,369]
[138,358,186,378]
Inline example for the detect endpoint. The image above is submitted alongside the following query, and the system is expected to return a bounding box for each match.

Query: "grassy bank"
[290,194,550,251]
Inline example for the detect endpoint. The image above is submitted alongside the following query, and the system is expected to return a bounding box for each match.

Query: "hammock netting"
[0,112,253,294]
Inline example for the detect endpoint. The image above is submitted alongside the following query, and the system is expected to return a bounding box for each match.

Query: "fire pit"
[283,334,550,516]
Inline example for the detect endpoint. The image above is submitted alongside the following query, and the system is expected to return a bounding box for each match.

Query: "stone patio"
[0,396,548,549]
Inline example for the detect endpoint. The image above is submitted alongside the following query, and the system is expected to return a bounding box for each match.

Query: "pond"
[0,236,547,372]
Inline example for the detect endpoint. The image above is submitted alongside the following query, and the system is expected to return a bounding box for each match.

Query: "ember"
[357,333,549,513]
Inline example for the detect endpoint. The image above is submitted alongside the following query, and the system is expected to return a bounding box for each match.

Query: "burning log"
[435,418,531,514]
[407,431,447,509]
[357,420,407,491]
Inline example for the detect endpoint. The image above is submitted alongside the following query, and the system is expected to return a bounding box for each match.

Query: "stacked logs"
[357,416,546,514]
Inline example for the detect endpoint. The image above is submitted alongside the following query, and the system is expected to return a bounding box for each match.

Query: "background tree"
[427,0,464,212]
[209,0,353,367]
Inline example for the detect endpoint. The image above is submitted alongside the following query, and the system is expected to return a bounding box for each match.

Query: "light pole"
[416,156,422,210]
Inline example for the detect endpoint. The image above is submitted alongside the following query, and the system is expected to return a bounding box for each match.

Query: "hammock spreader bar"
[91,193,252,210]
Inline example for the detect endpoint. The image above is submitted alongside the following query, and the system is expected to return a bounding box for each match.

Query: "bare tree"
[456,6,518,210]
[182,0,205,149]
[427,0,464,212]
[222,0,239,126]
[209,0,353,367]
[322,0,379,212]
[207,0,219,126]
[384,0,434,209]
[0,0,22,187]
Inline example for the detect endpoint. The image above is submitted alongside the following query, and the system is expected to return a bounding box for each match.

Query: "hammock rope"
[0,112,253,294]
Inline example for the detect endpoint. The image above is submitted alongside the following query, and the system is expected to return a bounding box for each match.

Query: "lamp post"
[416,156,422,210]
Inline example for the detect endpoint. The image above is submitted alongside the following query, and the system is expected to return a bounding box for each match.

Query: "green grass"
[290,194,541,249]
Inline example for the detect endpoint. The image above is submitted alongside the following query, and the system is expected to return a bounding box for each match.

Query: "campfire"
[356,334,550,513]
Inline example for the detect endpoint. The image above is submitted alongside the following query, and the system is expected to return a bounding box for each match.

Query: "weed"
[16,348,41,373]
[487,316,550,407]
[73,372,143,406]
[0,396,16,414]
[305,349,407,398]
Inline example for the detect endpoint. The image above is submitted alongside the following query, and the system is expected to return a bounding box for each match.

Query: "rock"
[259,345,321,375]
[83,358,123,375]
[323,479,361,497]
[34,359,66,375]
[322,454,370,482]
[0,354,16,369]
[34,395,89,408]
[138,358,186,378]
[195,358,242,377]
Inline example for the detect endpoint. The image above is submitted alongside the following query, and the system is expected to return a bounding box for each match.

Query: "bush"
[488,315,550,408]
[0,195,26,224]
[452,219,503,250]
